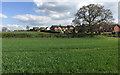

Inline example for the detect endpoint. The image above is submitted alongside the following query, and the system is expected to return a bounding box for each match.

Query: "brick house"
[33,27,39,31]
[67,25,74,33]
[113,25,120,32]
[75,26,81,32]
[46,26,51,30]
[99,26,103,30]
[50,25,74,33]
[97,24,120,32]
[60,26,68,31]
[50,25,59,32]
[67,25,74,30]
[40,27,46,30]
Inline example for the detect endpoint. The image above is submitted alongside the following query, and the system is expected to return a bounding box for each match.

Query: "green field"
[2,36,118,73]
[2,31,52,34]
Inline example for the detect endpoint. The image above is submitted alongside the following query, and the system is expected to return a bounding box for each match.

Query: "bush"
[2,32,100,38]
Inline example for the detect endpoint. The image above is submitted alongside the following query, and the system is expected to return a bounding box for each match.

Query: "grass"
[2,31,52,34]
[2,37,118,73]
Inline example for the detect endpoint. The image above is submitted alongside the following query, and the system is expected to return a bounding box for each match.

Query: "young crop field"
[2,31,52,34]
[2,36,118,73]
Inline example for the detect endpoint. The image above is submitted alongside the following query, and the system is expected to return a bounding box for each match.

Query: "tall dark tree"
[2,27,8,32]
[26,26,30,30]
[73,4,114,36]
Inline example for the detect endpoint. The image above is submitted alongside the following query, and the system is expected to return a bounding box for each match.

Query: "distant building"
[99,26,103,30]
[33,27,39,31]
[40,27,46,30]
[67,25,74,30]
[50,25,59,32]
[60,26,67,31]
[75,26,81,33]
[50,25,74,33]
[97,24,120,32]
[46,26,50,30]
[113,25,120,32]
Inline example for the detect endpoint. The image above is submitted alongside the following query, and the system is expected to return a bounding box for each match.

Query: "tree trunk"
[91,31,93,37]
[90,26,93,37]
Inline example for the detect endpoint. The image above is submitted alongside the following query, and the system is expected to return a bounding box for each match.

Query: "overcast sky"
[0,0,119,31]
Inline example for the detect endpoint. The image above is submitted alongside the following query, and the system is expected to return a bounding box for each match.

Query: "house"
[50,24,120,33]
[60,26,68,31]
[46,26,51,30]
[50,25,75,33]
[98,24,120,32]
[113,25,120,32]
[50,25,59,32]
[40,27,46,30]
[33,27,39,31]
[99,26,103,30]
[75,26,81,33]
[67,25,74,30]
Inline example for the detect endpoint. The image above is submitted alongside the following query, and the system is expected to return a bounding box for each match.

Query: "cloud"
[33,0,118,23]
[0,24,2,27]
[118,16,120,24]
[118,1,120,24]
[13,14,72,25]
[0,13,7,18]
[114,19,118,24]
[7,24,25,31]
[33,0,118,3]
[34,1,77,20]
[0,24,2,31]
[0,24,25,31]
[13,14,51,25]
[13,0,118,26]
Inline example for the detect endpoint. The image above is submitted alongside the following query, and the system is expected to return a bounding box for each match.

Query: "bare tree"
[73,4,114,36]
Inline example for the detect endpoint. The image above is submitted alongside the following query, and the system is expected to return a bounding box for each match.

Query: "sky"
[0,0,119,31]
[119,1,120,24]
